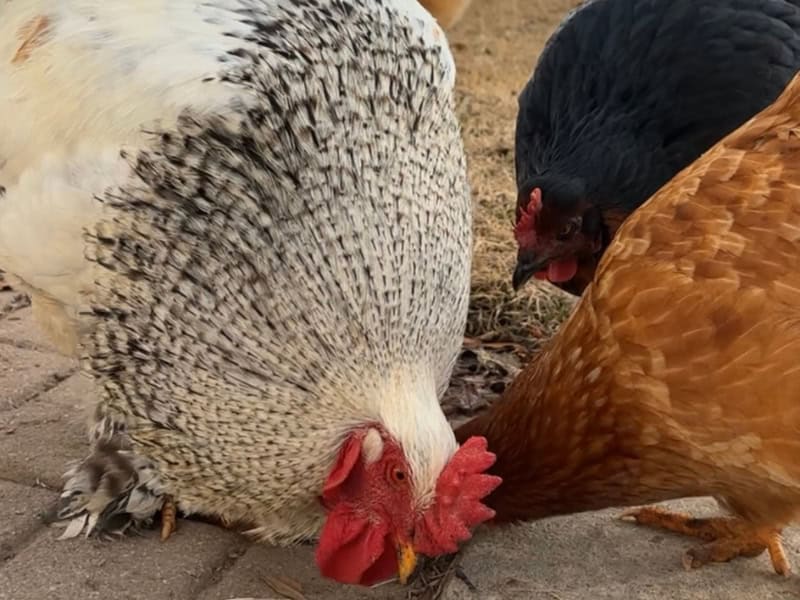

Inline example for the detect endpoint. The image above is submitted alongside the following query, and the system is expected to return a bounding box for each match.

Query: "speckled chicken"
[0,0,500,586]
[457,70,800,576]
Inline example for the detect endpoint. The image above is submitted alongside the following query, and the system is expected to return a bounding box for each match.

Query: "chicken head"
[316,427,500,585]
[512,187,605,294]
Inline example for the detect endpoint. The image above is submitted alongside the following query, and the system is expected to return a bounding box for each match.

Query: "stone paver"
[0,480,56,562]
[0,343,74,412]
[198,543,405,600]
[446,499,800,600]
[0,522,248,600]
[0,373,91,488]
[0,306,61,352]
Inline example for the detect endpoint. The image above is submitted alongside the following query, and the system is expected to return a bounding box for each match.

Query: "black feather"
[516,0,800,219]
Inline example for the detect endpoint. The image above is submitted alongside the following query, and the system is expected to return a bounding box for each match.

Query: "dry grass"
[450,0,582,347]
[406,553,467,600]
[468,254,575,345]
[438,0,581,420]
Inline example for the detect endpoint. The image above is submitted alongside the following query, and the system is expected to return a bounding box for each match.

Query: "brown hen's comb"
[413,436,502,556]
[513,187,542,244]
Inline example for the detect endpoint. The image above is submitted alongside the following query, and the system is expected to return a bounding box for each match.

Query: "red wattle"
[316,509,395,585]
[546,258,578,283]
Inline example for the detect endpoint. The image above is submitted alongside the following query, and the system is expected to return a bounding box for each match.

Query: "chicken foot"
[160,495,177,541]
[620,506,789,575]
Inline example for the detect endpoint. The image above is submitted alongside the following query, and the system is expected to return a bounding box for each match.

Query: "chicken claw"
[620,506,790,576]
[160,495,177,541]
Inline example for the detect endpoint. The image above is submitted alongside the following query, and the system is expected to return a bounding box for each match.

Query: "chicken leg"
[160,495,177,541]
[620,506,790,575]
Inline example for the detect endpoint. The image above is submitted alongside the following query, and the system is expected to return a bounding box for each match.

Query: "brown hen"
[456,71,800,575]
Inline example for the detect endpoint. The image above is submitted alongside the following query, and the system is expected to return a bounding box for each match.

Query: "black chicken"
[513,0,800,295]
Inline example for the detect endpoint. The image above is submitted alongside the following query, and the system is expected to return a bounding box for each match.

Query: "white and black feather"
[0,0,469,542]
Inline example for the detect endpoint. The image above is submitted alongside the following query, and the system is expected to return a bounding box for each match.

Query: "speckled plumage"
[0,0,471,544]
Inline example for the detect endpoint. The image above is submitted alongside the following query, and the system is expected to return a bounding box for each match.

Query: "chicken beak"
[512,253,548,291]
[396,542,418,585]
[512,261,535,291]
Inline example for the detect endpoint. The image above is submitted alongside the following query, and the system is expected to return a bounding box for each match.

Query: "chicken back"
[457,70,800,575]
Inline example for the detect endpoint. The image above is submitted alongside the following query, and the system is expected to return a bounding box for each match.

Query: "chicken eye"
[390,468,407,485]
[556,216,582,240]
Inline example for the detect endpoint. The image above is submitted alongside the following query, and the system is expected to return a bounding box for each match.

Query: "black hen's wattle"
[516,0,800,219]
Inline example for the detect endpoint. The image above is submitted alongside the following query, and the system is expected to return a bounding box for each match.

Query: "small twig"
[406,553,464,600]
[454,566,477,592]
[263,574,306,600]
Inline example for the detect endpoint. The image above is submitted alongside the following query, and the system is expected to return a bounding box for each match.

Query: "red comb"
[413,436,502,556]
[513,188,542,245]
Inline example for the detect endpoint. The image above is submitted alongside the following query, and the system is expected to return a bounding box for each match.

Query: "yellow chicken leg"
[620,506,789,576]
[160,495,177,541]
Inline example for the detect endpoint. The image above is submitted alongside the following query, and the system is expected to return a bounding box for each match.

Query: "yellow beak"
[396,542,418,584]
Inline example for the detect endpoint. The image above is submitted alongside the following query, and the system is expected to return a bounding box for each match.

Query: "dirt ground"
[440,0,581,420]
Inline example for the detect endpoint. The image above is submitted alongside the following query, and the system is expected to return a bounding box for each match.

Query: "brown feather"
[11,15,52,65]
[456,72,800,529]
